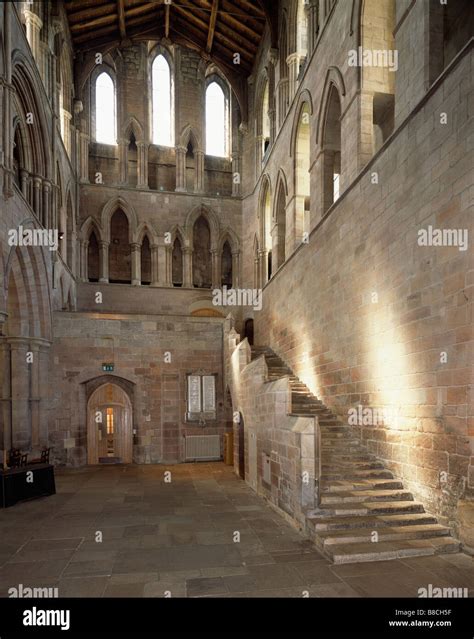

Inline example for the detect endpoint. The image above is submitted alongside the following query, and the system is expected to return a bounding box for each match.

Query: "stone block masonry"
[48,312,226,466]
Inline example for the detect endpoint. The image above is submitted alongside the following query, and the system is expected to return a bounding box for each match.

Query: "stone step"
[321,461,385,471]
[308,512,439,532]
[316,523,452,547]
[320,432,355,440]
[322,469,394,480]
[257,345,459,565]
[320,479,404,492]
[321,454,377,463]
[323,537,460,564]
[311,500,424,518]
[320,489,413,505]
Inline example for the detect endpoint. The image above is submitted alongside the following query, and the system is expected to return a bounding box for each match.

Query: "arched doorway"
[87,383,132,464]
[243,318,254,346]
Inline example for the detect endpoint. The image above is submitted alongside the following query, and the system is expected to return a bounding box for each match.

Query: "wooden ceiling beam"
[173,10,253,63]
[69,13,117,35]
[218,1,262,41]
[165,3,170,39]
[66,3,117,25]
[172,5,208,41]
[74,24,118,44]
[117,0,126,40]
[65,0,111,12]
[176,0,256,57]
[206,0,219,53]
[124,2,162,19]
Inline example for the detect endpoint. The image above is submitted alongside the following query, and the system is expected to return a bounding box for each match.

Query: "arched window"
[152,54,172,146]
[274,179,287,269]
[262,81,270,157]
[95,72,116,144]
[141,236,151,285]
[259,179,272,284]
[13,127,22,189]
[109,210,131,284]
[221,241,233,287]
[88,231,100,282]
[322,85,341,212]
[206,81,227,157]
[172,238,183,287]
[295,103,311,239]
[193,216,212,288]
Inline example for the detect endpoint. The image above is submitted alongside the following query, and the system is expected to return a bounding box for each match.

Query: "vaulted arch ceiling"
[64,0,277,78]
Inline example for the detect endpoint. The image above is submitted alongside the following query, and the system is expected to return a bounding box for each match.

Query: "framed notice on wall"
[186,373,217,422]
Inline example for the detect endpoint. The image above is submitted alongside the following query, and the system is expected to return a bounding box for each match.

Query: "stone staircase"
[251,346,460,564]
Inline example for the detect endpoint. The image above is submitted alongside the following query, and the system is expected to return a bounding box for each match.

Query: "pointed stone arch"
[123,116,145,145]
[290,89,313,158]
[179,124,201,152]
[218,227,240,253]
[184,204,219,251]
[273,169,288,269]
[316,67,346,147]
[100,196,138,243]
[80,216,103,243]
[11,52,52,180]
[135,221,158,246]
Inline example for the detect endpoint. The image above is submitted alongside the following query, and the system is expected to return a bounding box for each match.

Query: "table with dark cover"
[0,463,56,508]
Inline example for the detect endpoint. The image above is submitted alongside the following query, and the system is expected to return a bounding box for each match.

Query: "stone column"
[151,244,160,287]
[232,152,241,197]
[183,247,193,288]
[24,10,43,65]
[162,245,172,287]
[307,0,319,54]
[0,321,11,452]
[32,176,42,220]
[254,255,260,289]
[9,338,30,449]
[20,169,29,201]
[37,342,50,447]
[287,52,302,102]
[42,180,51,229]
[29,340,41,448]
[255,135,264,171]
[278,79,289,128]
[195,150,205,193]
[99,241,109,283]
[259,249,268,286]
[131,242,141,286]
[268,48,278,144]
[79,239,87,281]
[118,139,127,184]
[211,249,220,288]
[79,132,89,183]
[231,251,240,288]
[62,110,72,156]
[137,143,149,189]
[175,145,187,192]
[2,2,13,199]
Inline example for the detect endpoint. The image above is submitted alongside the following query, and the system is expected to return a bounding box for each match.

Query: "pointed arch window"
[152,54,173,146]
[95,72,116,145]
[206,81,228,157]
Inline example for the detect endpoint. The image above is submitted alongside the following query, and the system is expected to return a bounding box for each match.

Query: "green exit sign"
[102,363,114,372]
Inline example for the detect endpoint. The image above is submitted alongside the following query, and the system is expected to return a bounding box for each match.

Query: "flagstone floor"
[0,463,473,598]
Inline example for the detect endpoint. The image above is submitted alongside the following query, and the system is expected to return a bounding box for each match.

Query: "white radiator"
[185,435,221,461]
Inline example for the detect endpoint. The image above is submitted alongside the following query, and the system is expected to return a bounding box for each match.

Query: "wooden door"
[87,384,133,464]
